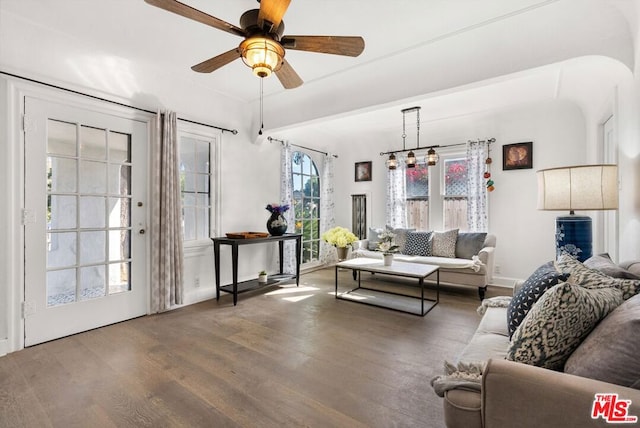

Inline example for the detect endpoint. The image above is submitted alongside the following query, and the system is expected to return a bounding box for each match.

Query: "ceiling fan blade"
[275,59,303,89]
[281,35,365,57]
[144,0,245,37]
[258,0,291,32]
[191,48,240,73]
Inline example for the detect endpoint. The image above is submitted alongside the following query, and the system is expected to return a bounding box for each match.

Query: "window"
[406,163,430,230]
[404,155,469,231]
[179,131,218,242]
[443,158,468,230]
[291,152,320,264]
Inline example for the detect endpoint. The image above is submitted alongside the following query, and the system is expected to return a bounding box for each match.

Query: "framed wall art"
[503,142,533,170]
[355,161,372,182]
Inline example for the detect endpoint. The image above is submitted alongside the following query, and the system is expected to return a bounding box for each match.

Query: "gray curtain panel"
[150,110,184,313]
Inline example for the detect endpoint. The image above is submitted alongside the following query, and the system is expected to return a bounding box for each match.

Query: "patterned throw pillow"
[556,253,640,300]
[404,231,432,256]
[455,233,487,260]
[431,229,459,258]
[507,281,622,371]
[386,227,416,254]
[367,227,385,251]
[507,261,569,338]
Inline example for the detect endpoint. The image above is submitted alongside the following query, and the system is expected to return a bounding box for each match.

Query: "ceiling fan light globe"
[240,36,285,78]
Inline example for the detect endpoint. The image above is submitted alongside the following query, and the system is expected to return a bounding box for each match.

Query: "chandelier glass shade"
[406,151,416,168]
[387,153,398,170]
[427,148,439,166]
[240,36,285,78]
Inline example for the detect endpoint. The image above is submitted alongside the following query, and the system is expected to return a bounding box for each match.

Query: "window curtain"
[320,154,336,264]
[386,155,408,228]
[280,142,295,273]
[150,110,184,313]
[466,141,489,232]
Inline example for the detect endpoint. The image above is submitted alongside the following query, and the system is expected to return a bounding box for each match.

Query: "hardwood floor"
[0,267,509,428]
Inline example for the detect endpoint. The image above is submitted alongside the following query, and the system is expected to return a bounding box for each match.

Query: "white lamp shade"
[537,164,618,211]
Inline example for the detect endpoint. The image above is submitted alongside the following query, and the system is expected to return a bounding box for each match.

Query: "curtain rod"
[0,70,238,135]
[379,138,495,156]
[268,136,339,158]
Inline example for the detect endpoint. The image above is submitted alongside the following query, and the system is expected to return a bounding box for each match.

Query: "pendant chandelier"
[385,106,439,170]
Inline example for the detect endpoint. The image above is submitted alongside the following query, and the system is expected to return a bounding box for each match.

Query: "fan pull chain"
[258,78,264,136]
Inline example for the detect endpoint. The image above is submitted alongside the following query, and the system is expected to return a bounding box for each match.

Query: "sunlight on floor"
[265,284,320,302]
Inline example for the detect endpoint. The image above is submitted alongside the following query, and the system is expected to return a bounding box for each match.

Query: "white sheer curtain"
[386,156,408,228]
[320,154,336,264]
[150,110,184,313]
[280,143,295,273]
[466,141,489,232]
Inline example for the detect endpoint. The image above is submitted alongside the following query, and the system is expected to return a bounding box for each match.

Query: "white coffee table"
[335,258,440,316]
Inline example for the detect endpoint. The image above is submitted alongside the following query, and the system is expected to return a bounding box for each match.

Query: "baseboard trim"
[0,338,8,357]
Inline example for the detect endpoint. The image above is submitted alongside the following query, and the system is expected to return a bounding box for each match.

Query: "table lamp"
[537,164,618,262]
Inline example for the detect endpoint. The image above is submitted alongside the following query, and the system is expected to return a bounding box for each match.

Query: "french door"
[24,97,148,346]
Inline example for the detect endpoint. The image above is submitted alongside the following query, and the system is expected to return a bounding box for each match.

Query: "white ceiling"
[0,0,637,146]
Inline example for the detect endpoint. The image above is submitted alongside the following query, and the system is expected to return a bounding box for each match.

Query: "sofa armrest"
[478,246,495,282]
[482,359,640,428]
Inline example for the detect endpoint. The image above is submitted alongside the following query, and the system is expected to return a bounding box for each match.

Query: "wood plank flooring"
[0,267,509,428]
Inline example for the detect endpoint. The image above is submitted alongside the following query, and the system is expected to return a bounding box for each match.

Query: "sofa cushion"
[455,233,487,260]
[584,253,640,280]
[507,281,622,371]
[432,229,459,258]
[404,231,432,256]
[507,261,569,338]
[556,253,640,300]
[367,227,385,251]
[564,293,640,389]
[387,226,416,254]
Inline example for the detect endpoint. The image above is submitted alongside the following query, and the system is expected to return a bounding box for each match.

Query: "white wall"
[333,100,588,283]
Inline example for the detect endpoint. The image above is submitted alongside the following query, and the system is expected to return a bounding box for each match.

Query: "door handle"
[139,229,145,235]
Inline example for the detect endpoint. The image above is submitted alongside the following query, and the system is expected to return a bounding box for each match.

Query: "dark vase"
[267,212,288,236]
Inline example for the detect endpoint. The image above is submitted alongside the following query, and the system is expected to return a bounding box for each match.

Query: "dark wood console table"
[212,233,302,305]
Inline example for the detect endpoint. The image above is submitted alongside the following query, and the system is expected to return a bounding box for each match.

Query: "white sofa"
[353,233,496,299]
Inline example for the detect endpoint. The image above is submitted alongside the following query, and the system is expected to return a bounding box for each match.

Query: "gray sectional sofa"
[434,256,640,428]
[353,228,496,299]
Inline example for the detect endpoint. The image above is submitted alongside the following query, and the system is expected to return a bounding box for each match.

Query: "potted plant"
[377,230,399,266]
[321,226,358,260]
[258,270,268,283]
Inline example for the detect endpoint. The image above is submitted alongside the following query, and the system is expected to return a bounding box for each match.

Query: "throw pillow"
[556,253,640,300]
[564,293,640,389]
[584,253,640,280]
[367,227,385,251]
[507,281,623,371]
[506,261,569,338]
[404,231,432,256]
[431,229,459,258]
[455,232,487,260]
[386,226,416,254]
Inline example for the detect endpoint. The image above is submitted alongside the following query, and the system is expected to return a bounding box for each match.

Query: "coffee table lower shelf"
[335,259,439,317]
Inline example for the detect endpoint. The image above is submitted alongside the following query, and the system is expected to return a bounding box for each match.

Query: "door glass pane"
[80,231,106,265]
[109,229,130,261]
[109,164,130,195]
[80,126,106,160]
[108,198,130,228]
[47,232,77,268]
[79,196,106,228]
[47,120,76,156]
[48,157,77,193]
[49,195,77,230]
[109,131,130,163]
[109,262,130,294]
[79,265,105,300]
[47,269,76,306]
[80,160,107,193]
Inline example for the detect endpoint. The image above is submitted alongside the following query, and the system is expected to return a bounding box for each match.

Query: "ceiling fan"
[144,0,365,89]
